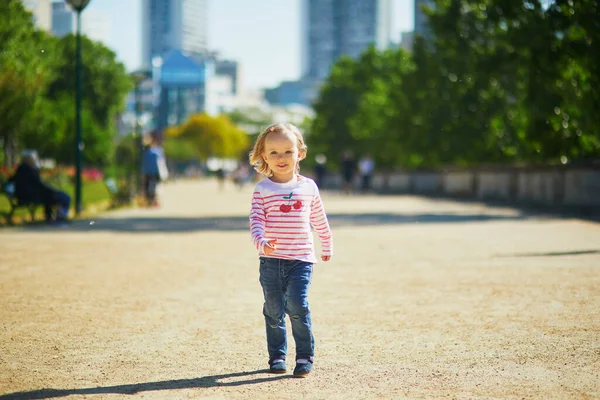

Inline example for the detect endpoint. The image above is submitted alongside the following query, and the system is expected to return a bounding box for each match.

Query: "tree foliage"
[0,0,57,165]
[48,34,132,135]
[225,108,272,136]
[165,113,250,161]
[309,0,600,170]
[0,0,132,167]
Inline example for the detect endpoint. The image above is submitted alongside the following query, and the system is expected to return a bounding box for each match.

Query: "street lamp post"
[65,0,91,215]
[134,78,143,193]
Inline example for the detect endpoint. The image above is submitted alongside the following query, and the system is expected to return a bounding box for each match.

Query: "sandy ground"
[0,179,599,400]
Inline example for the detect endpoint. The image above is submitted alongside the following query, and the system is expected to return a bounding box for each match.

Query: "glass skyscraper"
[22,0,52,32]
[302,0,392,81]
[51,2,110,44]
[414,0,434,37]
[141,0,209,69]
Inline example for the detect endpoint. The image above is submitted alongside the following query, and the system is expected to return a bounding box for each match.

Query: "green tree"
[0,3,132,168]
[421,0,516,165]
[546,0,600,161]
[163,137,197,162]
[400,36,448,166]
[310,47,393,168]
[37,34,133,165]
[310,0,600,170]
[425,0,600,164]
[348,48,416,169]
[0,0,57,166]
[49,34,132,131]
[226,107,272,135]
[170,113,250,161]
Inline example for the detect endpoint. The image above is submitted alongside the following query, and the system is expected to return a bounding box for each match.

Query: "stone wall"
[320,163,600,211]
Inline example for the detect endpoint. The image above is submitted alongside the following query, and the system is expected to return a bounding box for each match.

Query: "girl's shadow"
[0,369,292,400]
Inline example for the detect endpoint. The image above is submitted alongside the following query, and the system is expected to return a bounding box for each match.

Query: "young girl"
[249,123,333,378]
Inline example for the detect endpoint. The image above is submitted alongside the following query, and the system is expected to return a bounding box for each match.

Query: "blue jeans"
[45,189,70,221]
[54,190,70,219]
[259,257,314,361]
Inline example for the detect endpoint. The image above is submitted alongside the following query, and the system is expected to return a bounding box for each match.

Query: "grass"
[0,180,113,226]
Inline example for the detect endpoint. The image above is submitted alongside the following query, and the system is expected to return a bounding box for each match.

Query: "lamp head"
[65,0,91,12]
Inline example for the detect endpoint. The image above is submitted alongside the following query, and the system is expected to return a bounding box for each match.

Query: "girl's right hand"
[263,239,277,255]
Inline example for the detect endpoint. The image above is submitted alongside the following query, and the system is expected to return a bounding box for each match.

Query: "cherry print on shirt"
[279,192,302,213]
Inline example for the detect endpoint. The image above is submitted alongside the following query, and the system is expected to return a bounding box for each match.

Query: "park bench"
[1,181,44,224]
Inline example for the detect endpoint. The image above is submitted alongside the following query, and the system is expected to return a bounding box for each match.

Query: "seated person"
[8,151,71,223]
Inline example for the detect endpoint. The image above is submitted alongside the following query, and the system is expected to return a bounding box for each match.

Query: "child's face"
[262,132,305,182]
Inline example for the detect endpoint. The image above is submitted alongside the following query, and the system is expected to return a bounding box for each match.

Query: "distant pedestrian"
[215,168,226,190]
[232,163,252,190]
[142,130,168,207]
[358,154,375,193]
[248,123,333,378]
[313,154,327,188]
[340,150,356,195]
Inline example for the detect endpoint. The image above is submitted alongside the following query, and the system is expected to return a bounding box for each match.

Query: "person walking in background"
[358,153,375,193]
[8,150,70,223]
[248,123,333,378]
[215,167,226,191]
[142,130,169,207]
[232,163,253,190]
[313,154,327,189]
[340,150,356,195]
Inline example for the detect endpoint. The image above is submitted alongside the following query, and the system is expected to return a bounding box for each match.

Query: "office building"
[414,0,434,37]
[400,31,414,52]
[52,2,110,44]
[141,0,209,69]
[52,2,73,37]
[214,59,241,95]
[265,81,307,106]
[302,0,393,81]
[22,0,52,31]
[81,10,109,44]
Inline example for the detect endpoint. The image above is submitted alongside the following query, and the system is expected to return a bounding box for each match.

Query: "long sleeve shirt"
[249,175,333,263]
[142,146,167,179]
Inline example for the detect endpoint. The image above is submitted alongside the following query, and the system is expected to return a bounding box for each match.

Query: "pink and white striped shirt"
[249,175,333,263]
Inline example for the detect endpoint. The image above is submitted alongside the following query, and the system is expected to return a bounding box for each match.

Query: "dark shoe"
[293,357,313,378]
[269,356,286,374]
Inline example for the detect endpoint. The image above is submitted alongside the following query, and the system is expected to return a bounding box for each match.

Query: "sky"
[83,0,414,91]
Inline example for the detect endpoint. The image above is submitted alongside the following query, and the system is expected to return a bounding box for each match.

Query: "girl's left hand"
[321,255,331,262]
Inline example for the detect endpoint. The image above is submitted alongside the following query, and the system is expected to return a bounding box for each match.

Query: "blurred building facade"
[124,0,311,134]
[264,81,307,107]
[51,2,72,36]
[267,0,393,107]
[414,0,434,37]
[135,0,248,131]
[302,0,392,81]
[22,0,52,31]
[119,51,249,134]
[215,60,242,95]
[399,31,414,52]
[51,1,110,43]
[80,10,109,44]
[141,0,209,70]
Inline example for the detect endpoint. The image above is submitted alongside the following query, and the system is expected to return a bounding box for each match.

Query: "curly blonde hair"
[249,123,308,177]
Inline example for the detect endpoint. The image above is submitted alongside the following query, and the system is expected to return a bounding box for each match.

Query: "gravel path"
[1,179,599,399]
